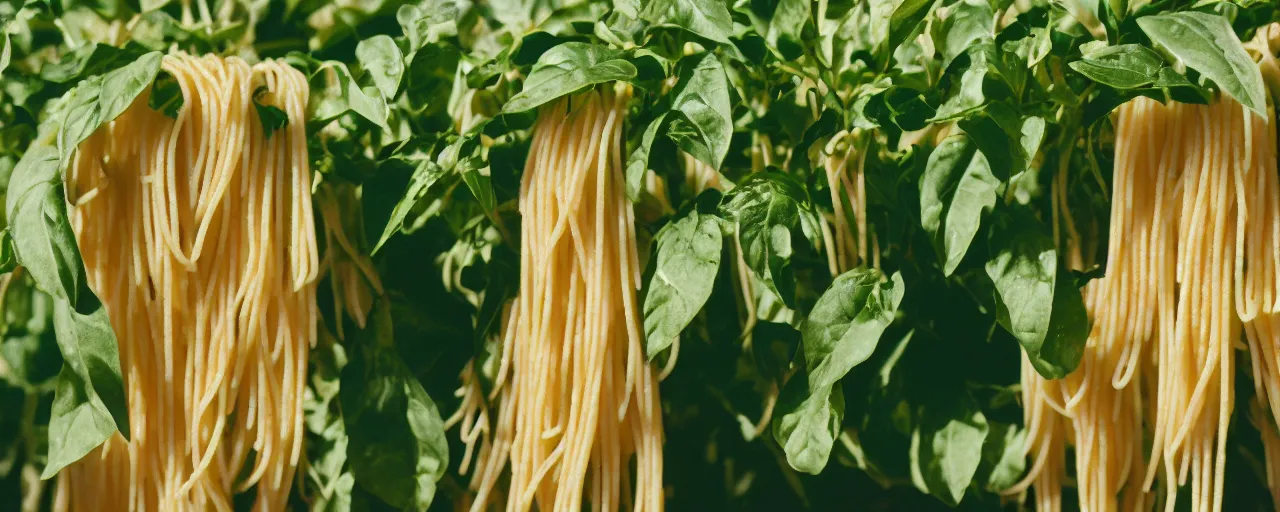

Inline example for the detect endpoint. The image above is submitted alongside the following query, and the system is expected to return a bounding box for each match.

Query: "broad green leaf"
[39,43,147,84]
[667,53,733,170]
[639,0,734,45]
[341,301,448,510]
[932,0,991,69]
[985,212,1086,378]
[356,35,405,100]
[1137,12,1266,117]
[398,2,458,50]
[919,135,999,276]
[58,52,164,163]
[773,369,845,474]
[1068,44,1164,89]
[802,269,904,389]
[910,393,989,507]
[6,144,83,302]
[503,42,638,114]
[42,361,118,478]
[643,202,723,358]
[721,171,819,308]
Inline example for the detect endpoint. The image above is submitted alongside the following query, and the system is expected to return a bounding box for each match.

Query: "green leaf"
[1068,44,1164,89]
[42,360,118,479]
[625,112,668,201]
[58,52,165,163]
[252,86,289,140]
[932,0,992,69]
[667,53,733,171]
[985,211,1086,379]
[919,134,999,276]
[721,171,819,308]
[147,70,183,118]
[404,44,460,124]
[773,368,845,474]
[910,393,989,507]
[356,35,405,100]
[372,160,447,254]
[1137,12,1267,117]
[640,0,734,45]
[503,42,638,114]
[740,0,810,60]
[643,201,723,358]
[930,44,998,121]
[976,422,1027,493]
[0,229,15,275]
[5,144,83,303]
[308,61,391,132]
[802,269,905,389]
[341,301,448,510]
[888,0,943,63]
[398,2,458,50]
[0,30,10,76]
[39,43,147,84]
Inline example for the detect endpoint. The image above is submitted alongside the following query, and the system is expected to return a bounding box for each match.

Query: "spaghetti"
[54,53,318,512]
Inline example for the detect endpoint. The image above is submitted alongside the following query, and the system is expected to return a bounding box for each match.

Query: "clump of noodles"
[55,53,318,512]
[817,130,875,276]
[1010,83,1280,512]
[459,85,664,512]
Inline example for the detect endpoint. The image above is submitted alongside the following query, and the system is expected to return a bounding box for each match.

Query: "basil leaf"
[1137,12,1266,117]
[371,160,447,254]
[773,368,845,474]
[341,301,448,510]
[356,35,405,101]
[502,42,638,114]
[985,211,1086,379]
[919,134,999,276]
[802,269,905,389]
[397,2,458,51]
[643,201,723,358]
[308,61,391,132]
[625,112,668,202]
[639,0,734,46]
[667,53,733,171]
[721,171,819,308]
[147,70,183,118]
[1068,44,1164,89]
[58,52,164,163]
[910,392,989,507]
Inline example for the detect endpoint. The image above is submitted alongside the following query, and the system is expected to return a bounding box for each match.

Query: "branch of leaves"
[917,101,1086,379]
[0,51,165,478]
[1071,12,1266,125]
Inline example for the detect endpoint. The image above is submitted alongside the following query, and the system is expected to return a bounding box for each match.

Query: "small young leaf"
[148,70,183,118]
[252,86,289,139]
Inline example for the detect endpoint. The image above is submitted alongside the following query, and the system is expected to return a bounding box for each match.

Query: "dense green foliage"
[1,0,1279,510]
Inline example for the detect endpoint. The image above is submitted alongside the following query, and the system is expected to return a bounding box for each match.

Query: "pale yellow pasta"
[55,53,318,512]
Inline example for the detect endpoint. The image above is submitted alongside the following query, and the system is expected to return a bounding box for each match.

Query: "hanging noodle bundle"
[818,130,875,276]
[54,52,318,512]
[458,85,664,511]
[1012,30,1280,511]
